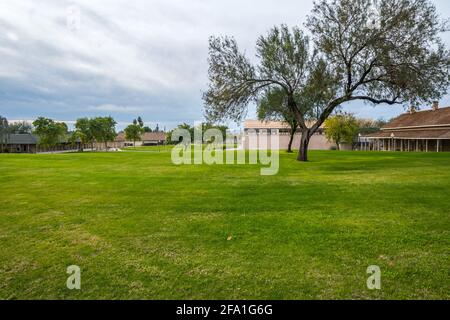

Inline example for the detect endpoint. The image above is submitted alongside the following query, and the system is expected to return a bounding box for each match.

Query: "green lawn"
[0,150,449,299]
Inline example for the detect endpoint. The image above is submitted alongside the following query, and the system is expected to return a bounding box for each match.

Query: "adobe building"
[243,120,337,150]
[114,131,167,148]
[362,102,450,152]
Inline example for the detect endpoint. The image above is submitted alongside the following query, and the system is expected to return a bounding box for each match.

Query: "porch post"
[426,140,428,152]
[437,140,440,152]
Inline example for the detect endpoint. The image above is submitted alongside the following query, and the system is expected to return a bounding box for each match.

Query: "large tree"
[203,25,316,158]
[203,0,450,161]
[90,116,117,150]
[32,117,68,149]
[74,117,95,151]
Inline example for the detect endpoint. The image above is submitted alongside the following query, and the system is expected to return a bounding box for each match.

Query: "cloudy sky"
[0,0,449,130]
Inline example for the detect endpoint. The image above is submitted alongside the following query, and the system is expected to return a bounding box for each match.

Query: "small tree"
[32,117,68,150]
[124,123,144,148]
[324,113,359,150]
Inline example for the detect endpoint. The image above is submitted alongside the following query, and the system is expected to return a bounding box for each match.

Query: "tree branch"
[349,95,403,105]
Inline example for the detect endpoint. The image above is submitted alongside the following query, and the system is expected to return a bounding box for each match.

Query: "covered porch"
[360,138,450,152]
[360,129,450,152]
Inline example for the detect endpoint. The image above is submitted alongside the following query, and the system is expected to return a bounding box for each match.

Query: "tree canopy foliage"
[90,117,117,149]
[32,117,68,148]
[125,123,144,147]
[74,118,95,149]
[257,88,299,152]
[167,123,228,144]
[74,117,117,150]
[324,113,359,150]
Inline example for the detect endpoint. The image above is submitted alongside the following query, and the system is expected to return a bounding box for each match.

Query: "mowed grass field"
[0,149,449,299]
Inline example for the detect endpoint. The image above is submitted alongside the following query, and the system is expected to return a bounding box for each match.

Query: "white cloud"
[6,32,19,42]
[89,104,143,113]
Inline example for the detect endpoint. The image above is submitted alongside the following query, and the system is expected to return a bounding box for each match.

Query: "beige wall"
[243,132,336,150]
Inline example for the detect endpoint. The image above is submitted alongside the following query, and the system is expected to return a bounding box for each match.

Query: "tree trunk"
[336,142,340,151]
[287,128,295,153]
[297,129,311,162]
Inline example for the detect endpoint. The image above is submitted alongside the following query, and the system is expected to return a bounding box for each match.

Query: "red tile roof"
[115,132,166,142]
[383,106,450,129]
[141,132,166,141]
[363,106,450,139]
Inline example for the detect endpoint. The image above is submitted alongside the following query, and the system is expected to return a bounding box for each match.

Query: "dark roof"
[4,133,77,144]
[365,128,450,139]
[6,133,39,144]
[383,106,450,129]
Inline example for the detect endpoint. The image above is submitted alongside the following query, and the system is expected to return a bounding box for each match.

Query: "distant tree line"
[0,113,177,152]
[0,114,119,152]
[166,122,228,144]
